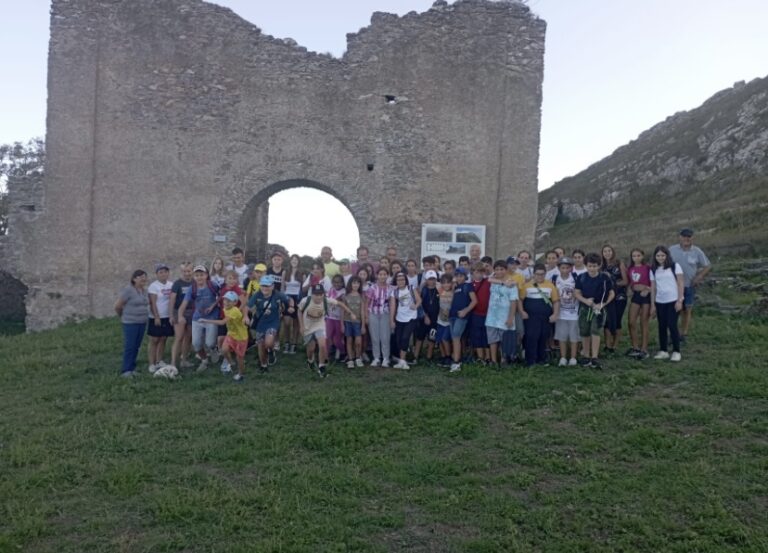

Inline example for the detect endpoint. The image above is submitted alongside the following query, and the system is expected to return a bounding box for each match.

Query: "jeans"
[501,329,517,360]
[656,302,680,352]
[122,322,146,373]
[192,320,218,353]
[523,314,550,365]
[368,312,390,361]
[394,319,416,354]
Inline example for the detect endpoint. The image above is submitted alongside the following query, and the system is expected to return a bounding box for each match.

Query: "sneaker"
[680,335,687,344]
[306,359,317,371]
[355,358,364,367]
[362,353,371,363]
[317,364,327,378]
[120,370,135,378]
[268,349,277,366]
[283,343,291,354]
[196,359,209,373]
[394,359,410,370]
[558,357,567,367]
[148,363,158,374]
[233,373,244,382]
[670,352,682,362]
[449,363,462,373]
[568,358,578,366]
[589,358,602,370]
[381,359,390,368]
[157,360,168,367]
[578,358,591,367]
[210,349,221,364]
[180,359,194,369]
[259,364,269,374]
[274,342,280,352]
[370,358,381,367]
[636,351,649,360]
[346,360,355,369]
[625,348,639,357]
[289,344,297,354]
[654,351,670,360]
[438,357,451,368]
[220,359,232,374]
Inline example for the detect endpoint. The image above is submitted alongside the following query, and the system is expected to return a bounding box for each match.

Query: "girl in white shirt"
[649,245,684,361]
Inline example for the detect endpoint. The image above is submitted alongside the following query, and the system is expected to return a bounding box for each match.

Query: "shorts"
[486,326,506,344]
[147,317,174,337]
[449,317,468,339]
[469,313,488,348]
[223,336,247,358]
[436,324,452,343]
[554,319,580,342]
[631,291,651,305]
[515,312,524,337]
[255,326,279,343]
[578,306,606,337]
[218,324,227,337]
[683,286,695,308]
[344,321,362,338]
[285,294,300,319]
[303,329,326,345]
[415,318,436,341]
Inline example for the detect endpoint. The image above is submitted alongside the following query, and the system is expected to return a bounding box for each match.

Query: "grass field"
[1,309,767,552]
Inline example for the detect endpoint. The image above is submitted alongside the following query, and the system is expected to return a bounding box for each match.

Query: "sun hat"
[223,291,239,302]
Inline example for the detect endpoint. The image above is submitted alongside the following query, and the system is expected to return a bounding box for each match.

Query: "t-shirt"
[283,273,302,296]
[669,244,710,287]
[171,278,193,313]
[327,287,346,320]
[224,306,248,341]
[184,281,221,321]
[627,264,652,291]
[344,293,363,322]
[604,263,627,300]
[506,271,525,289]
[650,263,683,303]
[366,284,392,315]
[449,282,473,318]
[210,273,226,288]
[573,267,588,276]
[227,263,249,287]
[392,286,418,323]
[299,296,340,334]
[486,283,518,330]
[303,274,332,294]
[266,266,284,291]
[218,284,244,310]
[437,288,454,326]
[575,272,613,302]
[472,278,491,316]
[545,267,559,281]
[119,286,149,324]
[420,286,440,322]
[148,280,173,319]
[552,274,578,321]
[520,281,559,303]
[245,278,260,298]
[249,291,289,330]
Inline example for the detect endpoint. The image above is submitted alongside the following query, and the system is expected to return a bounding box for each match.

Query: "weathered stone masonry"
[2,0,545,330]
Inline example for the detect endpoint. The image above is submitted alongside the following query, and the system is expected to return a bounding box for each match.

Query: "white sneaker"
[355,358,364,367]
[558,357,567,367]
[449,363,462,373]
[180,359,194,369]
[370,358,381,367]
[362,353,371,363]
[196,358,209,373]
[670,352,682,362]
[346,360,355,369]
[654,351,670,360]
[210,349,221,363]
[157,360,168,368]
[148,363,158,374]
[220,359,231,373]
[394,359,410,370]
[568,358,578,366]
[382,359,390,368]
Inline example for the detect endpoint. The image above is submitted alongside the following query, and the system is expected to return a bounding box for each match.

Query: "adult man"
[469,244,482,266]
[320,246,340,278]
[351,245,377,275]
[227,247,249,287]
[669,228,711,341]
[386,246,398,263]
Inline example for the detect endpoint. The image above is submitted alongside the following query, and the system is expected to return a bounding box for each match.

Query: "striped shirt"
[366,283,393,315]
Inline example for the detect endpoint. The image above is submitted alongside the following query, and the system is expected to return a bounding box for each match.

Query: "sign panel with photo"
[421,224,486,264]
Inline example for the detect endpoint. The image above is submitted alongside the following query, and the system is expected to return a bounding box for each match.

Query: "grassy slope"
[1,309,767,552]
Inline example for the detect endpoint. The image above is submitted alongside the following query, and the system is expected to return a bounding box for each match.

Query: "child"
[626,248,652,359]
[169,262,194,369]
[339,259,352,285]
[544,250,559,281]
[517,250,533,281]
[470,263,491,365]
[209,256,226,287]
[343,276,366,368]
[227,247,249,287]
[388,260,403,284]
[574,253,615,369]
[178,265,221,372]
[601,244,628,354]
[216,270,248,373]
[486,260,518,367]
[413,270,440,364]
[436,273,455,367]
[552,257,580,366]
[443,259,456,279]
[199,291,248,381]
[405,259,420,289]
[571,249,587,276]
[519,263,560,366]
[299,284,355,378]
[366,267,393,367]
[147,263,174,372]
[281,254,304,354]
[248,275,293,372]
[458,256,471,272]
[389,271,422,370]
[302,260,332,294]
[266,251,285,291]
[448,267,477,373]
[650,246,684,362]
[245,263,267,298]
[326,274,347,362]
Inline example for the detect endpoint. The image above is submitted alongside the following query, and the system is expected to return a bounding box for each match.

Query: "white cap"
[424,270,438,280]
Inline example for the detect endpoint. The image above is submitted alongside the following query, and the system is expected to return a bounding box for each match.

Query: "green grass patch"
[1,312,767,552]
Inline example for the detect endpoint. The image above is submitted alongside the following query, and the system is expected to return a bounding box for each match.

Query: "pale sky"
[1,0,767,259]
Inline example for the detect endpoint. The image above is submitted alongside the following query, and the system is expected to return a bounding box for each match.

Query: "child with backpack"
[389,271,422,370]
[248,275,294,372]
[178,265,221,372]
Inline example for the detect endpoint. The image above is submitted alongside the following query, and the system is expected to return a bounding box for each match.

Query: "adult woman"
[114,269,149,377]
[601,244,628,354]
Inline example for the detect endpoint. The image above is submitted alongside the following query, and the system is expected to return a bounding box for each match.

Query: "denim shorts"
[344,321,362,337]
[683,286,695,307]
[436,324,452,343]
[449,317,468,339]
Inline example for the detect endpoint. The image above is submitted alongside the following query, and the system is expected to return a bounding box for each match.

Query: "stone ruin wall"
[3,0,545,330]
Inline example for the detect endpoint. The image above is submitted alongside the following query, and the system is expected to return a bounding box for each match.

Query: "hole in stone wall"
[384,95,397,104]
[366,163,375,171]
[20,204,36,212]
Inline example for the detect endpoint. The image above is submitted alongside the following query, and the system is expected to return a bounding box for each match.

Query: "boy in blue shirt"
[448,267,477,373]
[248,275,294,372]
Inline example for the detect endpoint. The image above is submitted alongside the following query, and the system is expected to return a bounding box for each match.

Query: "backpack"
[301,296,329,316]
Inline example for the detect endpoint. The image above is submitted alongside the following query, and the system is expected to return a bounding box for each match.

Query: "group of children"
[140,242,688,381]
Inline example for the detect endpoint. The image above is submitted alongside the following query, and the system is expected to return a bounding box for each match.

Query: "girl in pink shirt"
[626,248,652,359]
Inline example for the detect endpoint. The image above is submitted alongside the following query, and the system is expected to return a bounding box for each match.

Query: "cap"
[155,263,169,272]
[193,264,208,273]
[679,228,694,237]
[260,275,274,286]
[271,250,285,258]
[311,284,325,295]
[424,270,438,280]
[557,257,574,267]
[223,291,239,302]
[254,263,267,272]
[455,266,468,276]
[506,256,519,265]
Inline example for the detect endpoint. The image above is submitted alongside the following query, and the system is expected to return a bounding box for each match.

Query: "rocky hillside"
[537,75,768,257]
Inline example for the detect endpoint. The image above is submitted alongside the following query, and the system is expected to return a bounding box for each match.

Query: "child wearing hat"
[245,263,268,299]
[448,266,478,373]
[248,275,294,372]
[178,265,221,372]
[299,283,356,378]
[200,291,249,381]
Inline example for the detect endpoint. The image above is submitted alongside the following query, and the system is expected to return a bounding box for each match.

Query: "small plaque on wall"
[213,234,227,243]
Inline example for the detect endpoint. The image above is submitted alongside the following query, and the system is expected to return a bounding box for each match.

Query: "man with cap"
[248,274,294,372]
[669,228,711,341]
[147,263,174,373]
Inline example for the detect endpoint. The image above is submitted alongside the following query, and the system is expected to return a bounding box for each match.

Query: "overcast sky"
[1,0,767,258]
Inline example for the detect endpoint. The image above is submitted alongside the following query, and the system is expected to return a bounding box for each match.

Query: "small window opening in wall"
[20,204,36,212]
[366,163,375,171]
[384,95,397,104]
